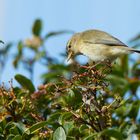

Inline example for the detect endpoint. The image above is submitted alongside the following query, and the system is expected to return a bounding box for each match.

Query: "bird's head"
[66,33,81,61]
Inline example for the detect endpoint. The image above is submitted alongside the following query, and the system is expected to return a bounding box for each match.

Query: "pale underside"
[75,30,131,64]
[79,43,130,63]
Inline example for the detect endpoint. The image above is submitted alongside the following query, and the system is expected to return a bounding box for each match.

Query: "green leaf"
[24,121,48,135]
[101,129,123,140]
[116,104,132,117]
[45,30,74,40]
[64,89,82,108]
[79,125,89,133]
[48,64,69,71]
[9,126,19,135]
[17,41,23,55]
[120,123,137,138]
[47,112,61,124]
[6,134,15,140]
[15,74,35,93]
[59,112,72,125]
[0,118,6,130]
[32,19,42,36]
[66,136,75,140]
[13,41,23,68]
[63,122,74,135]
[12,135,22,140]
[0,134,4,139]
[13,122,27,134]
[0,127,3,133]
[30,135,40,140]
[120,55,129,75]
[129,33,140,42]
[0,40,4,44]
[107,74,129,94]
[107,75,128,86]
[5,122,15,130]
[0,43,12,55]
[129,100,140,118]
[83,133,97,140]
[53,127,66,140]
[41,72,60,82]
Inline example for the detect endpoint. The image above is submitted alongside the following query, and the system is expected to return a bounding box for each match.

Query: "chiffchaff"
[66,30,140,66]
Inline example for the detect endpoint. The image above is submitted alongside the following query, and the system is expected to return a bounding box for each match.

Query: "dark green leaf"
[5,122,15,130]
[59,112,72,125]
[47,112,61,124]
[83,133,97,140]
[129,34,140,42]
[132,61,140,77]
[0,43,12,55]
[5,43,12,53]
[41,73,60,82]
[0,40,4,44]
[0,127,3,133]
[15,74,35,92]
[64,89,82,108]
[79,125,89,133]
[66,136,75,140]
[63,122,74,135]
[13,135,22,140]
[120,123,137,138]
[107,75,128,86]
[32,19,42,36]
[48,64,70,71]
[129,100,140,118]
[120,55,129,75]
[23,121,48,136]
[13,41,23,68]
[9,126,19,135]
[13,122,26,134]
[101,129,123,140]
[28,121,47,134]
[0,118,6,130]
[6,134,15,140]
[53,127,66,140]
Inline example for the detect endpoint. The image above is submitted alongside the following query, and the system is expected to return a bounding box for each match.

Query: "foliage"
[0,19,140,140]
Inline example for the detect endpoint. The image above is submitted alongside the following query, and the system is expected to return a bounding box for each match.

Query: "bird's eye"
[68,45,71,49]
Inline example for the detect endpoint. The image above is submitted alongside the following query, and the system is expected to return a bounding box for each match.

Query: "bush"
[0,19,140,140]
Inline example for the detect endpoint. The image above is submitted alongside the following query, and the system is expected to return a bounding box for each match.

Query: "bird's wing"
[84,39,127,46]
[82,30,128,47]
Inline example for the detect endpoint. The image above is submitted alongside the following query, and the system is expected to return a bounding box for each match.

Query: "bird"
[66,29,140,67]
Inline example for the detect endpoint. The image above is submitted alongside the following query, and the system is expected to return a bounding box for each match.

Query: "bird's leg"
[104,59,112,68]
[80,60,94,69]
[101,59,113,73]
[88,61,102,70]
[80,65,90,69]
[81,61,103,71]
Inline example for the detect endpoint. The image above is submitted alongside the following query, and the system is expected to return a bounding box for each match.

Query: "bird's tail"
[130,49,140,53]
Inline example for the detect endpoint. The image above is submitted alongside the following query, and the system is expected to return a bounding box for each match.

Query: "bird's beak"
[67,51,73,62]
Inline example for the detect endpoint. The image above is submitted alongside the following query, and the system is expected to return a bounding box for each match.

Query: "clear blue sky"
[0,0,140,86]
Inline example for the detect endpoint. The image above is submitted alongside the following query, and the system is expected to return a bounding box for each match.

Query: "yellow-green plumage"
[66,29,140,64]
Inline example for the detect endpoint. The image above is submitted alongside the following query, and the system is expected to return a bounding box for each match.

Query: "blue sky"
[0,0,140,86]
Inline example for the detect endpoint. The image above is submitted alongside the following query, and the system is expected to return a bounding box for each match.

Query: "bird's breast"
[79,44,126,62]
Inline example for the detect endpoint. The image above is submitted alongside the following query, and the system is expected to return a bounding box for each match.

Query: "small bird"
[66,29,140,67]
